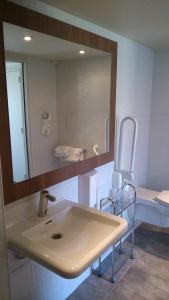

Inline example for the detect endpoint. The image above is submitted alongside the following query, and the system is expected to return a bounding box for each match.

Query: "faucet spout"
[38,190,56,217]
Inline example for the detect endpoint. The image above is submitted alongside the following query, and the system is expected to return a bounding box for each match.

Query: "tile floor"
[67,225,169,300]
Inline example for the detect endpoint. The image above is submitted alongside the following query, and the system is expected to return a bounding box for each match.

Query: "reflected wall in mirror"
[3,22,111,183]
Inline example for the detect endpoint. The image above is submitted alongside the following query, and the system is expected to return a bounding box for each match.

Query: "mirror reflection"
[3,22,111,182]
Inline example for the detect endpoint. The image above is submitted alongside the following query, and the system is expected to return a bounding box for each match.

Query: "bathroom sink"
[7,200,127,278]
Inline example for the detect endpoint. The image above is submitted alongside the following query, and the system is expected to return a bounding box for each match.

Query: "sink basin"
[7,200,127,278]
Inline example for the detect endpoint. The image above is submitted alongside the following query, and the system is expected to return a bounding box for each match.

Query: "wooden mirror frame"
[0,1,117,204]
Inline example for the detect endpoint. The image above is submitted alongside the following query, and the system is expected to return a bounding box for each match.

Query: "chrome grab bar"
[105,118,109,152]
[115,116,138,181]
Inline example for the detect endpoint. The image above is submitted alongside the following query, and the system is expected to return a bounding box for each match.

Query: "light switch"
[41,112,51,136]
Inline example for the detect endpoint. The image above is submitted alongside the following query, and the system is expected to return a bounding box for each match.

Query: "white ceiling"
[40,0,169,49]
[4,22,109,60]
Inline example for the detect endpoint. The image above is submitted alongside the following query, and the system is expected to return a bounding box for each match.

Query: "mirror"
[3,22,111,183]
[0,1,117,203]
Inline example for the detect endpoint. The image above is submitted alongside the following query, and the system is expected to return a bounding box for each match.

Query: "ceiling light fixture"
[79,50,85,54]
[24,35,32,41]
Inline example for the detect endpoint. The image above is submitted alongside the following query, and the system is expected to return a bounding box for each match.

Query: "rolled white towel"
[155,190,169,205]
[54,145,71,159]
[63,147,85,162]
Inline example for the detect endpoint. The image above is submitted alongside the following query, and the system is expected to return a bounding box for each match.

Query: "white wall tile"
[31,261,90,300]
[147,49,169,190]
[10,262,33,300]
[116,76,152,117]
[153,50,169,80]
[117,39,153,79]
[27,58,58,177]
[147,114,169,190]
[151,80,169,115]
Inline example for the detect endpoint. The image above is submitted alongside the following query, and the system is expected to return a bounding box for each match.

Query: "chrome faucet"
[38,190,56,217]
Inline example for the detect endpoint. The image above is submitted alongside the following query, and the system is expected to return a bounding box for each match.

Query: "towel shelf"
[93,183,136,283]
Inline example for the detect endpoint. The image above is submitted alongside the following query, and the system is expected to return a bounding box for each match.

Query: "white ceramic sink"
[7,200,127,278]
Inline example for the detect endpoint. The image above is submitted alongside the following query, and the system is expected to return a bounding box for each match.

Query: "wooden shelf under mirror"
[0,1,117,204]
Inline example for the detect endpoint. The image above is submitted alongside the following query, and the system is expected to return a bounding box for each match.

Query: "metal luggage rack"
[93,183,136,283]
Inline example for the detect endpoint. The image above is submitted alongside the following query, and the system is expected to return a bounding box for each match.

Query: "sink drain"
[51,233,63,240]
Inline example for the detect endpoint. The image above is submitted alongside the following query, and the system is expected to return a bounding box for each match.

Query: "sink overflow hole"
[46,219,53,225]
[51,233,63,240]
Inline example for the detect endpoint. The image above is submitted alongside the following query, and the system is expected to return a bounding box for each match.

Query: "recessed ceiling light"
[24,36,32,41]
[79,50,85,54]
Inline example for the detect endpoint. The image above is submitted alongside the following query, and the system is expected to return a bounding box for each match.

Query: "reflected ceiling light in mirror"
[79,50,85,55]
[24,35,32,41]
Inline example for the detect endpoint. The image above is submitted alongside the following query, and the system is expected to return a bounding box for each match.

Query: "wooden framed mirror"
[0,1,117,204]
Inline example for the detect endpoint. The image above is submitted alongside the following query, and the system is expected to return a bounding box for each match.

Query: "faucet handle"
[47,193,56,202]
[41,190,56,201]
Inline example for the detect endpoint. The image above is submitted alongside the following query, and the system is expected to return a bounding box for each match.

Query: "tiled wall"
[56,57,111,157]
[3,0,154,299]
[26,58,58,177]
[116,48,153,186]
[147,50,169,191]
